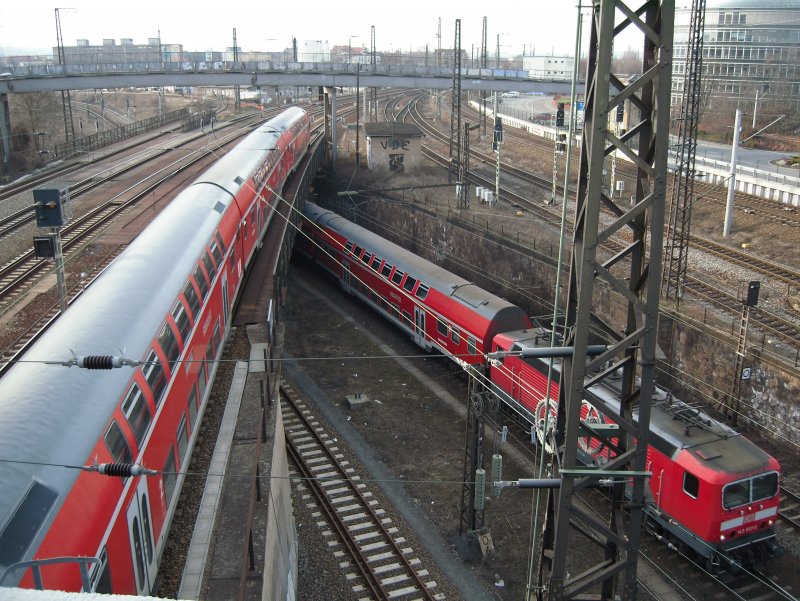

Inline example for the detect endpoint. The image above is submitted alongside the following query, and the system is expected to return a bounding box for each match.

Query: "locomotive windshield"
[722,472,779,509]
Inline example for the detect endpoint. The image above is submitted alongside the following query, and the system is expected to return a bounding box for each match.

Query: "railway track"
[400,94,800,353]
[0,112,266,240]
[780,486,800,530]
[281,383,444,601]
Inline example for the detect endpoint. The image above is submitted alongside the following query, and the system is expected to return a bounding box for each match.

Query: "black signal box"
[745,280,760,306]
[33,186,69,228]
[33,234,57,258]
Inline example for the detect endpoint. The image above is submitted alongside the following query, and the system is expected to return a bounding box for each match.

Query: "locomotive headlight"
[719,535,726,541]
[739,510,745,516]
[768,519,774,526]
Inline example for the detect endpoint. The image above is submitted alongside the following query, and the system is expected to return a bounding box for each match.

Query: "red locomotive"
[298,202,782,572]
[0,107,310,594]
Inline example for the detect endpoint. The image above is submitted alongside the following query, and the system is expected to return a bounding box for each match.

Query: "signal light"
[555,102,565,127]
[616,103,624,123]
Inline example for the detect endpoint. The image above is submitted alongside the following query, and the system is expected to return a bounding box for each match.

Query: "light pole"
[349,35,360,64]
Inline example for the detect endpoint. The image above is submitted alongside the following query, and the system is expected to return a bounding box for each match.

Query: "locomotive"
[0,107,311,594]
[297,202,782,572]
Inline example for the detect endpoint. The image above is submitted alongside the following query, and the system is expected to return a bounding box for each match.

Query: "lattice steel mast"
[449,19,462,185]
[663,0,706,301]
[536,2,674,599]
[55,8,76,148]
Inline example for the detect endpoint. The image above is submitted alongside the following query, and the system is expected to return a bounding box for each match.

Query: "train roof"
[495,328,776,476]
[303,202,525,324]
[0,108,307,570]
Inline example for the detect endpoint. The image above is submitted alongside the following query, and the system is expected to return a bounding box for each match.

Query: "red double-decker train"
[0,107,310,594]
[298,202,781,572]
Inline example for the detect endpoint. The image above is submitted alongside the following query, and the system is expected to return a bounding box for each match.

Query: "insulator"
[79,355,115,370]
[491,454,503,497]
[474,468,486,511]
[88,463,157,478]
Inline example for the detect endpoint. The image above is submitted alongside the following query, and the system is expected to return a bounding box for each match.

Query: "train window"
[249,206,256,232]
[183,281,201,318]
[105,420,133,465]
[193,265,209,300]
[683,472,699,499]
[0,481,58,569]
[188,385,199,428]
[215,232,227,254]
[202,251,217,282]
[212,321,221,357]
[198,348,209,401]
[143,350,167,407]
[402,275,417,293]
[752,473,778,501]
[91,547,112,593]
[242,220,248,241]
[381,263,393,278]
[362,251,372,264]
[131,517,145,590]
[370,256,381,271]
[345,241,354,254]
[723,480,749,508]
[229,246,236,273]
[206,337,216,368]
[437,318,449,337]
[468,337,477,355]
[121,383,151,447]
[141,496,153,563]
[451,329,461,344]
[353,245,363,258]
[415,283,430,300]
[172,301,191,344]
[177,415,189,465]
[391,269,404,285]
[158,323,180,373]
[210,241,223,267]
[162,449,177,507]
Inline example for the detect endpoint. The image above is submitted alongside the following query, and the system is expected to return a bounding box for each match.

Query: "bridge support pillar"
[0,93,11,175]
[324,87,337,168]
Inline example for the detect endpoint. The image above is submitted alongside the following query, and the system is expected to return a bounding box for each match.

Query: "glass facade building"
[672,0,800,110]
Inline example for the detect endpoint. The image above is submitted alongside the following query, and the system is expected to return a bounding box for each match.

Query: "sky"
[0,1,647,58]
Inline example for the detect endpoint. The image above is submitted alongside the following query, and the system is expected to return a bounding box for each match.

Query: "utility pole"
[493,94,502,204]
[449,19,462,184]
[55,8,76,150]
[369,26,378,123]
[233,28,241,112]
[481,17,488,137]
[723,108,742,237]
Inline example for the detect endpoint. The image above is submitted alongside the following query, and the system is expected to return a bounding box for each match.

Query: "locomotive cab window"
[683,471,699,499]
[752,472,779,501]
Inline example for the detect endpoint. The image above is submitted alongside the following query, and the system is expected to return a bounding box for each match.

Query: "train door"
[413,306,426,347]
[342,262,351,293]
[221,274,229,324]
[125,478,157,595]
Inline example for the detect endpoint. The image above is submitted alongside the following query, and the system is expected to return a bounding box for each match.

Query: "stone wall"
[346,197,800,448]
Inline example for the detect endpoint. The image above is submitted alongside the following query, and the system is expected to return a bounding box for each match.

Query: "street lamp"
[349,35,360,64]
